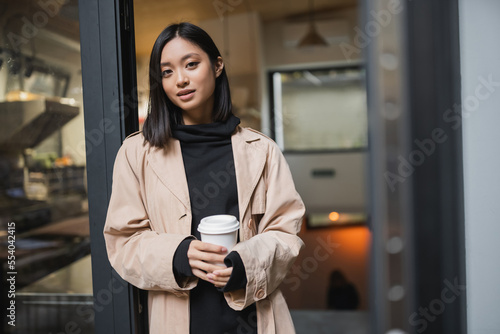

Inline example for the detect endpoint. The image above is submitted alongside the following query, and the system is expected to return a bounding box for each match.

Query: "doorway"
[132,1,370,332]
[76,0,468,333]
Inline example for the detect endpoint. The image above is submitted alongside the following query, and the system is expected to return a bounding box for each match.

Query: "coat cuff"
[219,251,248,292]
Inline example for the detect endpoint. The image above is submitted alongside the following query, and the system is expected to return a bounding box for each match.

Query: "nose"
[176,71,189,87]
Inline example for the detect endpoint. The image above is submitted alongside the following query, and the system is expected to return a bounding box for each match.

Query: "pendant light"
[298,0,328,48]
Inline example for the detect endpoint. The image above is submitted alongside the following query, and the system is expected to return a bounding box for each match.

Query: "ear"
[214,56,224,78]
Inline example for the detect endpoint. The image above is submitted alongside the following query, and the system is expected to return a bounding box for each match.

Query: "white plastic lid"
[197,215,240,235]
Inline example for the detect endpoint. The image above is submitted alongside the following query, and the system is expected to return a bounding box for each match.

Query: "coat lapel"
[232,127,267,221]
[147,139,191,211]
[146,128,266,221]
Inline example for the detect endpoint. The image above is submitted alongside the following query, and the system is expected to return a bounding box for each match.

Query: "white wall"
[199,12,264,131]
[460,1,500,333]
[285,152,366,213]
[199,12,263,77]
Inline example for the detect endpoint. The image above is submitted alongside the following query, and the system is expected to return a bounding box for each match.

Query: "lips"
[177,89,195,101]
[177,89,195,96]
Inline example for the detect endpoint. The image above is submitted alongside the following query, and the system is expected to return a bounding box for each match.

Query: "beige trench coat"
[103,126,305,333]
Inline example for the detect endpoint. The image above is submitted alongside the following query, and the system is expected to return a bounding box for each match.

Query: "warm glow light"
[329,211,340,222]
[60,97,77,105]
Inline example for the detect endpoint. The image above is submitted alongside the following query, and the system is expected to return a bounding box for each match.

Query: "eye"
[161,69,172,77]
[187,62,199,68]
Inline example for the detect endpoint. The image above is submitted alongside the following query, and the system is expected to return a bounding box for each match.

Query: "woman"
[103,22,305,334]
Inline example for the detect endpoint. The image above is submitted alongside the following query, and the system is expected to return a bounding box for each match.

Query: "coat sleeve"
[103,138,198,294]
[224,141,305,310]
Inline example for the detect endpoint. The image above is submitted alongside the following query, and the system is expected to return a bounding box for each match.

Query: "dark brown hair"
[142,22,232,147]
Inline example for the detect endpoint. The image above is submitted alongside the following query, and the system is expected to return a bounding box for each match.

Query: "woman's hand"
[187,240,230,286]
[207,267,233,288]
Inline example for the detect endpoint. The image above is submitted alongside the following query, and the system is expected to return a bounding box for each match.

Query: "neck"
[182,96,215,125]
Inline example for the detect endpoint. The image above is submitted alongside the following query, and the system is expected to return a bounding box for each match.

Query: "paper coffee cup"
[197,214,240,252]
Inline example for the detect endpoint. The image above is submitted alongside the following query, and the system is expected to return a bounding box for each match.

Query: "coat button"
[255,289,265,299]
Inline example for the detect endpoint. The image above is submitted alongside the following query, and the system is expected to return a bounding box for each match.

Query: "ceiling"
[133,0,357,56]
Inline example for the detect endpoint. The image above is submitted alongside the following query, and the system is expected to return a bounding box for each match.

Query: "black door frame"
[79,0,146,333]
[364,0,467,333]
[405,1,467,333]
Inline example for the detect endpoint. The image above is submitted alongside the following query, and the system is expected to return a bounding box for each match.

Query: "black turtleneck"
[171,114,257,334]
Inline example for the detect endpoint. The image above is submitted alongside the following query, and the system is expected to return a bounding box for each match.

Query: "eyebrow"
[160,53,201,67]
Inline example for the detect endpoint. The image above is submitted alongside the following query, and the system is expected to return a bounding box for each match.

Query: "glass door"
[0,1,94,332]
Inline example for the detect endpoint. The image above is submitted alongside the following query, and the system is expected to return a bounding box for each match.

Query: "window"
[271,66,367,152]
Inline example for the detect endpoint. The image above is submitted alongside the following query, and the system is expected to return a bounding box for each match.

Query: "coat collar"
[146,126,267,218]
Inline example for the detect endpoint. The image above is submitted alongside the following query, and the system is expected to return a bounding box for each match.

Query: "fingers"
[190,259,226,275]
[193,263,230,287]
[212,267,233,277]
[187,241,230,285]
[207,267,233,288]
[187,241,233,288]
[192,268,209,282]
[188,240,227,265]
[191,240,227,254]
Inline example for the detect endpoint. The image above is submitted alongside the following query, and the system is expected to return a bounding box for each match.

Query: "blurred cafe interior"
[1,0,499,333]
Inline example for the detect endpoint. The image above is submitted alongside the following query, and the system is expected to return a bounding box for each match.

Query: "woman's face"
[160,37,223,125]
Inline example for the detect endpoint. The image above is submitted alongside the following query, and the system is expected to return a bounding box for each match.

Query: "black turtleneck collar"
[172,114,240,143]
